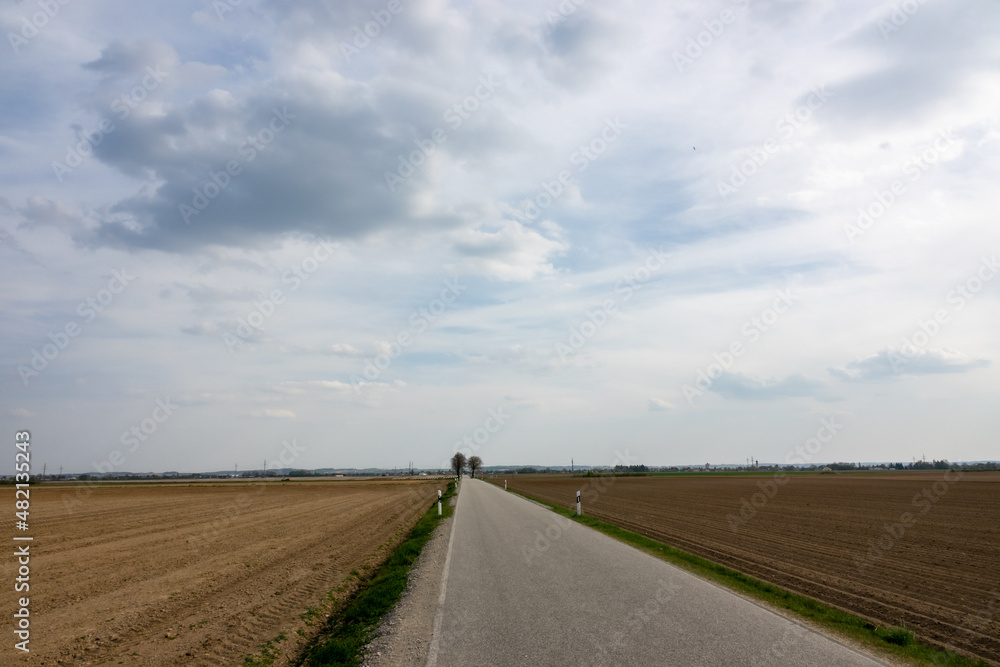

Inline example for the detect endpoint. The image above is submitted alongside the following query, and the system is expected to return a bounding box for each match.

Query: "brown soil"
[2,479,444,666]
[498,472,1000,665]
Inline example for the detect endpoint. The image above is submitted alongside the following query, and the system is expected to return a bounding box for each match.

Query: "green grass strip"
[506,487,990,667]
[296,481,456,667]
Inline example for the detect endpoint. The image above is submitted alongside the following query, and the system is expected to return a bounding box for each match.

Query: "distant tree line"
[614,464,649,473]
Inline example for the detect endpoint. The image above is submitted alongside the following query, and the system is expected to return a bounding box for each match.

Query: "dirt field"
[2,479,444,666]
[496,472,1000,665]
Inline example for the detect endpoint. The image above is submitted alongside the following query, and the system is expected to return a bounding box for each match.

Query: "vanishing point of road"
[427,478,886,666]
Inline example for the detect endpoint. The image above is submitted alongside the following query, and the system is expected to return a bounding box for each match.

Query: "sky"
[1,0,998,474]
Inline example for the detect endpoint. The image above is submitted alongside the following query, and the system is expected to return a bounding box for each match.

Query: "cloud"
[648,397,674,412]
[450,219,567,281]
[327,344,365,357]
[308,380,353,391]
[830,347,990,381]
[710,372,831,401]
[72,76,451,251]
[5,408,35,418]
[179,322,222,336]
[179,283,262,304]
[248,408,296,419]
[463,344,557,371]
[17,197,89,236]
[539,9,622,89]
[0,227,26,254]
[82,39,178,82]
[825,0,1000,132]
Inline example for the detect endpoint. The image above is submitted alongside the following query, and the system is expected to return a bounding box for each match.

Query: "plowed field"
[497,472,1000,664]
[2,479,443,666]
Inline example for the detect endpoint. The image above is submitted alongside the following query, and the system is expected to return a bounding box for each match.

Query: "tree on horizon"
[468,455,482,478]
[451,452,467,478]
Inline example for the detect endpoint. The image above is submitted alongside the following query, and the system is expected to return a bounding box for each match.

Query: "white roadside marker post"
[504,480,507,490]
[576,490,581,516]
[438,489,442,516]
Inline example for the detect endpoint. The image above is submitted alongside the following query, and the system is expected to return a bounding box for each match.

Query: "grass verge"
[295,481,456,667]
[505,486,989,667]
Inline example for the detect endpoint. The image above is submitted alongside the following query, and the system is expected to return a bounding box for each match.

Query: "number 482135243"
[15,431,30,483]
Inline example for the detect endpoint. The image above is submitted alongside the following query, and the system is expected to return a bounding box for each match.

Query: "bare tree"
[451,452,467,478]
[468,456,482,478]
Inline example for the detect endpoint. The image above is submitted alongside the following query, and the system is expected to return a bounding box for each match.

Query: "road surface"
[427,478,886,666]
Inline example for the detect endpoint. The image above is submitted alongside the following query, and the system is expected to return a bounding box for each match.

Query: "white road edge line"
[424,480,461,667]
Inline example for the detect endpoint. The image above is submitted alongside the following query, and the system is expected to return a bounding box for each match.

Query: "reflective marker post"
[504,480,507,490]
[438,489,442,516]
[576,490,581,516]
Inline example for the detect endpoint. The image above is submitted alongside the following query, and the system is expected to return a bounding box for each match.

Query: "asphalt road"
[426,478,887,667]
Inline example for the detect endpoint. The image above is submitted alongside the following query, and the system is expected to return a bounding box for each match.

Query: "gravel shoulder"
[361,495,456,667]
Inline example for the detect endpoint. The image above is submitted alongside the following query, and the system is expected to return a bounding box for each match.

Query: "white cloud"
[449,219,568,281]
[710,373,833,401]
[830,347,990,381]
[248,409,297,419]
[648,398,674,412]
